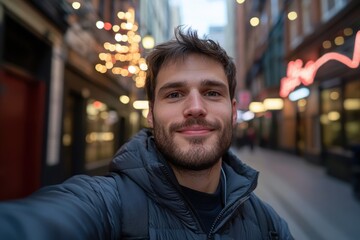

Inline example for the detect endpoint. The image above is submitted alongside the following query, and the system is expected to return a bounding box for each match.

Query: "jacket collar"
[110,129,259,226]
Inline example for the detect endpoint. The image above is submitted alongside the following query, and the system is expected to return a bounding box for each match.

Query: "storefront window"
[321,87,342,148]
[344,81,360,146]
[302,0,312,34]
[85,99,119,163]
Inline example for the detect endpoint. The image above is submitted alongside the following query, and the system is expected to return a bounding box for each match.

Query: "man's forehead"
[160,78,227,87]
[160,53,216,68]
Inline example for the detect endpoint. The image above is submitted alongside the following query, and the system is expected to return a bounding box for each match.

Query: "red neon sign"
[280,31,360,98]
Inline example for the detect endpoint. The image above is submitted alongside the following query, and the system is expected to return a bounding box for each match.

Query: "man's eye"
[167,92,183,98]
[205,91,221,97]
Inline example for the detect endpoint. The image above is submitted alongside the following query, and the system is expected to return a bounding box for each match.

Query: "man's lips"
[176,125,214,135]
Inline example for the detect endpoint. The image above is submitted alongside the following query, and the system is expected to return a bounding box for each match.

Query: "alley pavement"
[233,146,360,240]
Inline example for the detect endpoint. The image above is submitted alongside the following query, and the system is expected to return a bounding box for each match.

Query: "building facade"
[282,0,360,181]
[235,0,360,182]
[0,0,174,200]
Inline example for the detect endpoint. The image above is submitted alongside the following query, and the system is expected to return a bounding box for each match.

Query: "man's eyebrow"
[201,79,228,89]
[157,81,187,94]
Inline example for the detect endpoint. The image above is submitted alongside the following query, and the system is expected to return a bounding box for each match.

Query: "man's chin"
[167,148,221,171]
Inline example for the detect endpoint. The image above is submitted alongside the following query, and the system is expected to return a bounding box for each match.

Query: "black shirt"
[181,183,223,234]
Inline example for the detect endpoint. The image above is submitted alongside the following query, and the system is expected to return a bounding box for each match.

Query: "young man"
[0,27,293,239]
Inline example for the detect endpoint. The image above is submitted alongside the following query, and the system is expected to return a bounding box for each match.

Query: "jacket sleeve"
[0,174,122,240]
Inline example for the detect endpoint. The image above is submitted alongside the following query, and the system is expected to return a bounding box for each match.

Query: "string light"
[95,8,148,88]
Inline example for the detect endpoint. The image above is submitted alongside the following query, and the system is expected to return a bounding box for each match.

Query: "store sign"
[280,31,360,98]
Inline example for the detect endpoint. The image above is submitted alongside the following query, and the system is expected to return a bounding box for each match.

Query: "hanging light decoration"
[95,8,148,88]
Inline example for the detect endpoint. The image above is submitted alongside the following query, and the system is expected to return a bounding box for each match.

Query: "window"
[302,0,312,35]
[270,0,280,23]
[321,88,342,148]
[344,81,360,146]
[85,99,119,164]
[321,0,347,21]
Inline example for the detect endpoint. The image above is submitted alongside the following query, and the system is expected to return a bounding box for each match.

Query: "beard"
[152,117,233,171]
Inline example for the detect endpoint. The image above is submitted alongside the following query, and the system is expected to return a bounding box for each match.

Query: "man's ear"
[232,98,237,126]
[147,105,154,128]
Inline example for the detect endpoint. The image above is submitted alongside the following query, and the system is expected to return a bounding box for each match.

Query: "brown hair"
[145,26,237,104]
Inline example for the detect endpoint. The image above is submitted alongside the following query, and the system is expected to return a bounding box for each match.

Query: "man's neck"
[170,160,222,194]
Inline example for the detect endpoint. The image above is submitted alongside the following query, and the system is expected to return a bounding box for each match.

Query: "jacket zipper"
[206,194,250,239]
[207,177,258,239]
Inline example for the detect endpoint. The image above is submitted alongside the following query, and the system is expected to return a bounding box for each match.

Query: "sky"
[172,0,227,36]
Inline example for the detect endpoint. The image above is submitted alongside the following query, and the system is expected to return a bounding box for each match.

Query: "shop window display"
[85,99,119,163]
[321,87,342,148]
[344,81,360,146]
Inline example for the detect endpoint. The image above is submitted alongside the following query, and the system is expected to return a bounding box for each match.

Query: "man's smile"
[176,125,214,136]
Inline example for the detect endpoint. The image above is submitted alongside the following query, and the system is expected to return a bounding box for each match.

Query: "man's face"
[147,54,237,171]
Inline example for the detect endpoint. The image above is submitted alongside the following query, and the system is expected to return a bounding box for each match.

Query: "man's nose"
[183,91,207,118]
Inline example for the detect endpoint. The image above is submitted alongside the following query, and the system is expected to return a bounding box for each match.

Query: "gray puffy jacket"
[0,129,293,239]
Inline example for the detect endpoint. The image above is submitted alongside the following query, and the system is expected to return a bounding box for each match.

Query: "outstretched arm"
[0,174,122,240]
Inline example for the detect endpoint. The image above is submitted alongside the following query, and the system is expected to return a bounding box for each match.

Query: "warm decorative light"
[95,7,148,88]
[125,11,133,21]
[287,11,298,21]
[250,17,260,27]
[298,99,307,107]
[95,64,107,73]
[135,80,145,88]
[104,22,112,31]
[72,2,81,10]
[133,100,149,110]
[96,21,104,29]
[119,95,130,104]
[344,28,353,36]
[249,102,266,113]
[334,36,344,46]
[139,62,148,71]
[344,98,360,110]
[263,98,284,110]
[280,31,360,97]
[112,25,120,32]
[236,0,245,4]
[142,35,155,49]
[128,65,137,74]
[105,62,113,69]
[329,91,339,100]
[328,111,340,121]
[322,40,332,49]
[117,11,125,19]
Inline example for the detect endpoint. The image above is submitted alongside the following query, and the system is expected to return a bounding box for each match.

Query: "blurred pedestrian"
[0,26,293,239]
[247,126,256,151]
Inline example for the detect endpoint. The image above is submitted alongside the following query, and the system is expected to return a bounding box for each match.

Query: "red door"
[0,69,45,200]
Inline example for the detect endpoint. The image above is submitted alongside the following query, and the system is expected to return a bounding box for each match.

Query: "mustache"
[169,118,220,132]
